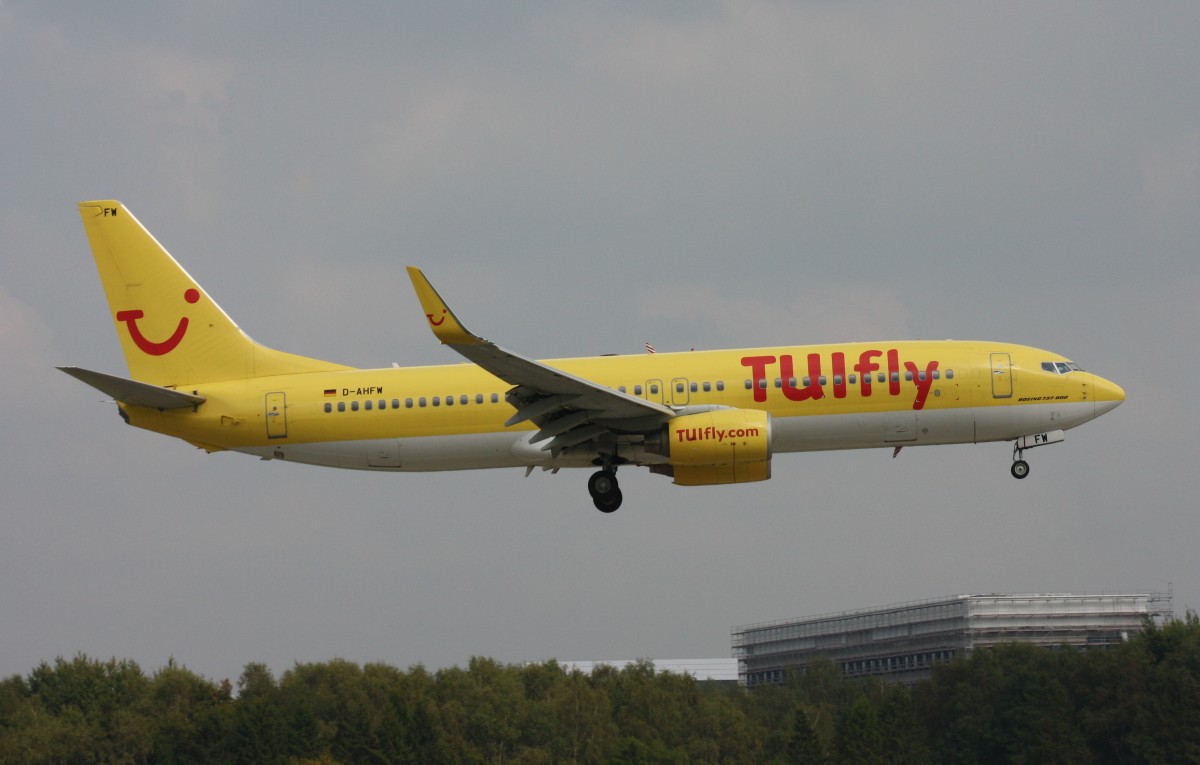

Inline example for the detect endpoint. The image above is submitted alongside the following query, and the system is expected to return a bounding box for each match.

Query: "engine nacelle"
[645,409,772,486]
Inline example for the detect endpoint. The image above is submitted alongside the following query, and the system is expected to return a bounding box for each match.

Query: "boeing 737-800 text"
[62,201,1124,512]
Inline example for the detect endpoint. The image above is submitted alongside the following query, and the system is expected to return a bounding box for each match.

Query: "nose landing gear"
[1009,430,1065,479]
[1010,457,1030,479]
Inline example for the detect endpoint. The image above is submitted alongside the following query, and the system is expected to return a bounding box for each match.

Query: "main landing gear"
[588,467,622,513]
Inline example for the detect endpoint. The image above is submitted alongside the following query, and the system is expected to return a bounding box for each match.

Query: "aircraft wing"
[59,366,206,409]
[406,268,675,451]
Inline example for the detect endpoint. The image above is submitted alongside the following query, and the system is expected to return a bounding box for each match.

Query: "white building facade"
[732,592,1172,687]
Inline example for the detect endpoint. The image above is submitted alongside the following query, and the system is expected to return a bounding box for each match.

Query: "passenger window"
[716,381,724,391]
[918,371,927,382]
[878,372,886,383]
[618,385,626,393]
[819,376,827,385]
[904,371,913,382]
[703,382,711,392]
[324,403,332,413]
[338,402,345,412]
[802,377,811,386]
[491,393,500,403]
[392,399,400,409]
[406,398,414,408]
[445,396,453,406]
[849,374,857,385]
[433,397,440,406]
[419,397,427,407]
[651,384,659,394]
[758,379,767,389]
[351,401,359,411]
[946,369,955,379]
[635,385,643,395]
[690,382,698,393]
[744,380,752,390]
[460,395,468,405]
[891,372,900,383]
[476,394,484,404]
[676,382,685,393]
[364,400,373,410]
[833,375,843,386]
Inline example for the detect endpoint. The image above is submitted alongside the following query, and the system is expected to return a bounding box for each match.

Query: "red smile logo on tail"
[116,288,200,356]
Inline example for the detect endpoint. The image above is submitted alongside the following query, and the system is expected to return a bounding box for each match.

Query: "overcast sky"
[3,1,1198,684]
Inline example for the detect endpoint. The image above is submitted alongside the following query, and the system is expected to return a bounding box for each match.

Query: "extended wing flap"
[59,366,206,409]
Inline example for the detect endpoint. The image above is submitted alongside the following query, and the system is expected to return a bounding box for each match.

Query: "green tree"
[833,696,884,765]
[786,706,823,764]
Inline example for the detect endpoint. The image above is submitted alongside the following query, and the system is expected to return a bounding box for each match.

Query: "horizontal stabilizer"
[59,366,206,409]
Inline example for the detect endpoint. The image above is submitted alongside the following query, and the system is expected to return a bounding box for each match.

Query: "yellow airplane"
[62,200,1125,512]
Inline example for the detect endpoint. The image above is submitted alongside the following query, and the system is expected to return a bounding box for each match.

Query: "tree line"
[1,615,1197,764]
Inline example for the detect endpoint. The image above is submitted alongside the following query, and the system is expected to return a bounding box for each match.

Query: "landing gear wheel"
[588,469,621,512]
[588,470,617,499]
[1011,460,1030,479]
[593,488,623,513]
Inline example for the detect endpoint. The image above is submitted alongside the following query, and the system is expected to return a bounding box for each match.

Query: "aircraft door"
[671,378,690,406]
[884,412,917,442]
[990,353,1013,399]
[265,392,288,438]
[367,441,402,468]
[644,379,664,404]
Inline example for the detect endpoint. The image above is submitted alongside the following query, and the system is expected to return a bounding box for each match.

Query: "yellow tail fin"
[78,201,351,386]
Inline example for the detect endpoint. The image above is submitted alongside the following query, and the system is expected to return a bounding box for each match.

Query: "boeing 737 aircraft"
[63,201,1124,512]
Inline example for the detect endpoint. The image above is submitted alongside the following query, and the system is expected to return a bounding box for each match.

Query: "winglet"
[406,267,483,346]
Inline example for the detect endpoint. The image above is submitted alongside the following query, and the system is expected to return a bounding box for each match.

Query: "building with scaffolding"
[732,592,1172,687]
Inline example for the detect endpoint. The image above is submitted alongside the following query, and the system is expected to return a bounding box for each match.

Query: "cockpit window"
[1042,361,1085,374]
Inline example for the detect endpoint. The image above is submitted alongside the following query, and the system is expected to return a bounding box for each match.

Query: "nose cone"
[1092,374,1125,417]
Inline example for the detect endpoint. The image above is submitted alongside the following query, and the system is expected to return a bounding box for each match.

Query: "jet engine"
[646,409,772,486]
